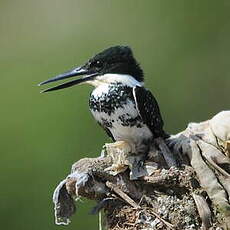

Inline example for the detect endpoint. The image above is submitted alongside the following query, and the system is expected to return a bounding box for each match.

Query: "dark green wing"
[133,86,167,138]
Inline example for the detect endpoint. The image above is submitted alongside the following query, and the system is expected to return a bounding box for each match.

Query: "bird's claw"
[134,153,148,171]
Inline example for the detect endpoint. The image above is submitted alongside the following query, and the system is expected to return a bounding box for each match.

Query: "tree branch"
[53,111,230,229]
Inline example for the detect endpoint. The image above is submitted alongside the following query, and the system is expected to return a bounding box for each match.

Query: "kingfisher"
[39,46,168,155]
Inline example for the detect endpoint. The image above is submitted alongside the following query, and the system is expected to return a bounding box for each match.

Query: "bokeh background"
[1,0,229,229]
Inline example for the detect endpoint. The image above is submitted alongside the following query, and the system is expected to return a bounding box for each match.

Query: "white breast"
[89,75,152,146]
[91,99,153,144]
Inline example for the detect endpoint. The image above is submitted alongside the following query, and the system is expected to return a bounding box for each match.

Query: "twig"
[99,210,102,230]
[106,182,174,229]
[146,208,174,229]
[106,181,140,209]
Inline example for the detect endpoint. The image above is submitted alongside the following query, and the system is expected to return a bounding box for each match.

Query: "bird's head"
[39,46,144,92]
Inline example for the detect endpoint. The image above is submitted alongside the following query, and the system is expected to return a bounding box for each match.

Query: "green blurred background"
[1,0,229,229]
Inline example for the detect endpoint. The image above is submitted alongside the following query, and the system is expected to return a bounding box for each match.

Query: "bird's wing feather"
[133,86,165,138]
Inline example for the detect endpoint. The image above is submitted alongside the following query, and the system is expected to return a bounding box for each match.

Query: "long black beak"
[38,67,98,93]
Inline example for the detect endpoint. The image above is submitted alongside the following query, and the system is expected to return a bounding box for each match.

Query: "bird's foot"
[104,141,133,175]
[137,153,148,169]
[103,141,158,179]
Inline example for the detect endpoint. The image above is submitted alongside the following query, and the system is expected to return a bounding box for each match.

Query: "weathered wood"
[53,111,230,229]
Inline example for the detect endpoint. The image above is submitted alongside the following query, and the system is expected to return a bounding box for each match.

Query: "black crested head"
[84,46,144,82]
[38,46,144,93]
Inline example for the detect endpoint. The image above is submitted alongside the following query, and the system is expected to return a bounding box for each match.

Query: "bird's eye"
[91,60,103,68]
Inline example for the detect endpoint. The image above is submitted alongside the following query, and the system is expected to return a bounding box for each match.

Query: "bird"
[39,46,168,155]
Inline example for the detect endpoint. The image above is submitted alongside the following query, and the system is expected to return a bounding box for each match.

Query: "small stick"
[143,196,175,229]
[106,182,140,209]
[99,211,102,230]
[106,182,174,229]
[147,208,174,229]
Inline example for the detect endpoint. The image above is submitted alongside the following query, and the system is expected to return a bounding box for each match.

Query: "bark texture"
[53,111,230,230]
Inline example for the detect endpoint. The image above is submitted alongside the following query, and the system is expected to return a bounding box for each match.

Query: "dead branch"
[53,111,230,229]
